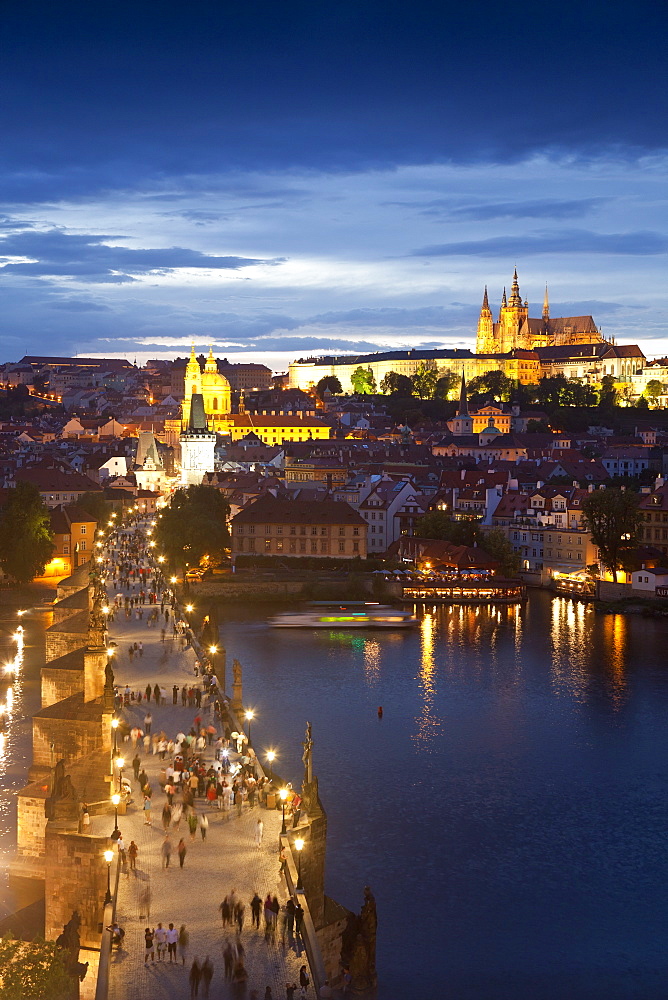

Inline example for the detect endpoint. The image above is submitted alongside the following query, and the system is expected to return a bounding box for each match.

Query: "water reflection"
[363,640,381,686]
[413,612,442,751]
[549,598,628,707]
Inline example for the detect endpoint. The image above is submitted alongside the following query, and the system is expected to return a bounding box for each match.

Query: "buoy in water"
[377,706,383,719]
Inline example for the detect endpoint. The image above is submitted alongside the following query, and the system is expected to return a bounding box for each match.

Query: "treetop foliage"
[155,484,230,568]
[0,481,53,583]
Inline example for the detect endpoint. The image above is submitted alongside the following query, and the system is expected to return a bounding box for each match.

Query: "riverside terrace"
[89,517,377,998]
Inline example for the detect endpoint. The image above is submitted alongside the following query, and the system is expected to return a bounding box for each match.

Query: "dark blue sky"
[1,0,666,366]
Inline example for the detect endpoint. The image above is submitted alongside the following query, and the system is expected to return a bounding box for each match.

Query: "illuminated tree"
[0,935,72,1000]
[434,371,458,400]
[350,366,376,394]
[581,488,643,582]
[410,361,439,399]
[155,485,230,571]
[644,379,664,405]
[315,376,342,398]
[0,482,53,583]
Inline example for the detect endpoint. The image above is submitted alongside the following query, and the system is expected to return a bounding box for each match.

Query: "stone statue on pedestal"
[103,660,115,711]
[45,760,79,823]
[342,886,378,994]
[56,910,88,982]
[231,659,243,712]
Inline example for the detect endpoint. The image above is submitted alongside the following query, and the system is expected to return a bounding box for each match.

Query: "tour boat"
[269,603,418,628]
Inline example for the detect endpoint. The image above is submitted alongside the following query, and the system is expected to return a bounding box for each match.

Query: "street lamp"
[266,750,276,783]
[245,709,254,746]
[158,555,165,564]
[111,717,119,751]
[170,576,177,585]
[294,837,305,892]
[111,793,121,840]
[115,756,125,792]
[185,604,194,614]
[104,849,114,905]
[279,787,288,835]
[209,645,217,672]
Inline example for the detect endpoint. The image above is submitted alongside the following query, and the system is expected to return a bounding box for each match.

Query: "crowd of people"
[100,516,328,997]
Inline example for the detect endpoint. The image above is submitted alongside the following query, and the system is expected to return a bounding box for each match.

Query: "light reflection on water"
[215,593,668,1000]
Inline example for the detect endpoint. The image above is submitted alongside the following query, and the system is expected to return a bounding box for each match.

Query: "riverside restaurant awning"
[402,579,525,603]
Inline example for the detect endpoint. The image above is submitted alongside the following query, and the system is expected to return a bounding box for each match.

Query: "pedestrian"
[235,901,245,934]
[132,754,141,780]
[178,838,187,868]
[144,926,155,963]
[139,884,152,921]
[318,981,333,999]
[178,924,190,966]
[251,892,262,929]
[295,904,305,954]
[128,840,138,871]
[223,940,234,979]
[143,795,152,825]
[144,711,152,735]
[200,812,209,840]
[117,836,127,873]
[161,834,172,868]
[173,684,179,704]
[166,922,178,963]
[299,966,310,993]
[162,802,172,831]
[153,682,160,703]
[264,988,273,1000]
[145,683,151,702]
[189,958,201,999]
[255,818,263,849]
[155,922,167,961]
[201,957,214,998]
[188,811,198,841]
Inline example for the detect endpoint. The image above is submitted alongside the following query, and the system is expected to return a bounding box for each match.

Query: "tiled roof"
[232,494,365,526]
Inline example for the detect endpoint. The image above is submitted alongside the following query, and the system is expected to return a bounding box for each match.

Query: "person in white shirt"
[154,922,167,961]
[165,923,178,962]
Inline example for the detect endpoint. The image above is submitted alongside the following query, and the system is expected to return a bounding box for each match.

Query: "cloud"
[0,228,284,281]
[447,198,608,221]
[409,229,668,258]
[48,298,112,312]
[306,305,472,328]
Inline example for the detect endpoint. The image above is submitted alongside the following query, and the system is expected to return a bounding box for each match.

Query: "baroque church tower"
[182,344,232,430]
[475,286,495,354]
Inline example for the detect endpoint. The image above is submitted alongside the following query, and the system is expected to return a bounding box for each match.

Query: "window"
[299,541,306,553]
[353,527,359,536]
[80,525,86,534]
[320,540,329,553]
[248,538,255,551]
[353,541,359,552]
[311,526,317,535]
[310,540,317,553]
[237,526,244,535]
[371,512,376,520]
[265,525,272,535]
[338,541,345,553]
[63,545,69,554]
[264,539,271,552]
[213,397,218,410]
[276,525,283,534]
[320,526,327,536]
[289,540,296,553]
[371,526,376,533]
[248,525,255,534]
[80,541,87,551]
[290,525,296,535]
[276,539,283,552]
[300,526,306,535]
[339,527,345,536]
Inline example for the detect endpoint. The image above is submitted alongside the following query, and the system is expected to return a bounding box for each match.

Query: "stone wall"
[45,610,89,662]
[51,588,90,624]
[41,650,85,708]
[14,784,49,876]
[44,825,110,948]
[317,898,352,986]
[194,579,306,599]
[32,701,107,769]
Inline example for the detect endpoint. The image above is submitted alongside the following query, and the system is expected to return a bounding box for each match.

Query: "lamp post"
[104,849,114,905]
[111,793,121,840]
[266,750,276,783]
[209,645,217,673]
[245,709,254,747]
[185,604,194,615]
[115,756,125,793]
[294,837,305,892]
[110,718,119,773]
[279,787,288,835]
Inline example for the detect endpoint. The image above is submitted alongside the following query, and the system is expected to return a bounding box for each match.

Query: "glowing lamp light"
[279,788,288,802]
[16,609,26,616]
[266,750,275,763]
[149,540,156,547]
[101,605,110,615]
[185,604,194,613]
[294,837,304,852]
[170,576,177,584]
[115,756,125,769]
[106,647,116,658]
[245,709,254,722]
[111,793,121,806]
[104,849,114,864]
[209,645,218,655]
[157,555,165,563]
[111,718,119,730]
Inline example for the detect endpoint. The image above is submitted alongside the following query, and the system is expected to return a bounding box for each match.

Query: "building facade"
[230,495,368,560]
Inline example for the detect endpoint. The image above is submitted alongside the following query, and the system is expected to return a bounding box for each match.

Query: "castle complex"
[475,270,602,354]
[288,269,642,393]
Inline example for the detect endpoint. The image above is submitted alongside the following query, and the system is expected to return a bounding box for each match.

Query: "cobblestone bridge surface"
[92,527,311,1000]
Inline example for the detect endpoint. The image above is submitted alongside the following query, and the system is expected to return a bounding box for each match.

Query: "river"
[215,593,668,1000]
[1,590,668,997]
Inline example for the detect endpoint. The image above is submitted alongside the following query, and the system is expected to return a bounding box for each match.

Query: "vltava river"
[217,594,668,1000]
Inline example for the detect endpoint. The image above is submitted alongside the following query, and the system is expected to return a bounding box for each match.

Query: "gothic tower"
[179,393,217,486]
[497,268,529,351]
[475,286,495,354]
[182,344,203,429]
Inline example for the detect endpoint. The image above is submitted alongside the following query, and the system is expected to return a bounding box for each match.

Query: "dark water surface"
[215,594,668,1000]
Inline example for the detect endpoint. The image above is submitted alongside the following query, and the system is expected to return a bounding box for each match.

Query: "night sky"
[1,0,666,368]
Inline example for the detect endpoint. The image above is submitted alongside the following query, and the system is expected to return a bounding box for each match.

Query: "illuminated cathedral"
[181,344,232,432]
[475,269,604,354]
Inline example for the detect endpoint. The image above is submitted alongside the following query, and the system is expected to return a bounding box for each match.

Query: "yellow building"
[224,413,330,444]
[182,345,232,431]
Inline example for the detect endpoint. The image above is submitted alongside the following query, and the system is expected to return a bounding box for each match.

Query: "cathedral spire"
[509,267,522,307]
[458,370,468,416]
[542,284,549,321]
[482,285,489,309]
[205,344,217,372]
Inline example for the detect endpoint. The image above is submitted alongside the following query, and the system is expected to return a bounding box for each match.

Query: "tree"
[581,488,643,582]
[315,376,342,399]
[467,370,516,402]
[644,379,664,405]
[410,361,439,400]
[379,371,413,396]
[350,366,376,395]
[0,935,73,1000]
[480,528,521,577]
[415,510,479,546]
[526,418,550,433]
[155,485,230,571]
[598,374,618,409]
[434,371,458,400]
[0,482,53,583]
[67,491,113,525]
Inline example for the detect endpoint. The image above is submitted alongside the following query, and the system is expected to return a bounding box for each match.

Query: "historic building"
[182,345,232,431]
[475,270,603,354]
[230,494,368,560]
[179,393,216,486]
